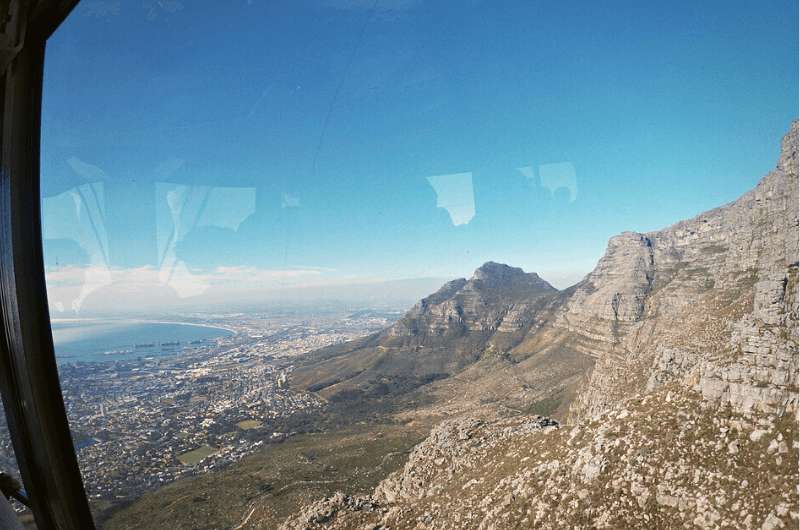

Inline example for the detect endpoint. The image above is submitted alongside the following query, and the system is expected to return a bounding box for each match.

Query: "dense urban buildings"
[0,311,397,508]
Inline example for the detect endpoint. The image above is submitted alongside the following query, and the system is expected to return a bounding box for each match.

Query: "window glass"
[11,1,796,528]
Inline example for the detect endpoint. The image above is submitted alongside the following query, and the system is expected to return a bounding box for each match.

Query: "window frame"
[0,1,96,528]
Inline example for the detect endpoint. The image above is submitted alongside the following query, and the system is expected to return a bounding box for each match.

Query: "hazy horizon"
[44,262,593,316]
[41,0,798,315]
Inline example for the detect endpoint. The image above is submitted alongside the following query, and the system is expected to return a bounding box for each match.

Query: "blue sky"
[40,0,798,313]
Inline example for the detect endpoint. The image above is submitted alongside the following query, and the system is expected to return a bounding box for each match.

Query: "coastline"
[50,319,238,363]
[50,318,238,335]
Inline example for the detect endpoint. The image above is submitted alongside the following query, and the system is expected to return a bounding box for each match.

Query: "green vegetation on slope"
[101,422,426,530]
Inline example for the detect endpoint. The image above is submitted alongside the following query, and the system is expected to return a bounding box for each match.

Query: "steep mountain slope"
[556,121,798,421]
[291,263,562,404]
[282,122,799,529]
[283,387,797,530]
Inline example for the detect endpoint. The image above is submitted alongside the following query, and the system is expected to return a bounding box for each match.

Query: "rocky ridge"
[280,122,799,529]
[560,121,798,421]
[290,261,561,404]
[387,262,557,338]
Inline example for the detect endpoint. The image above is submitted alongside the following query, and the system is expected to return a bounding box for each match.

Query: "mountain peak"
[469,262,555,295]
[472,261,531,281]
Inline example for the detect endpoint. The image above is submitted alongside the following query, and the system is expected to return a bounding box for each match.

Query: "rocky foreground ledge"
[281,387,797,529]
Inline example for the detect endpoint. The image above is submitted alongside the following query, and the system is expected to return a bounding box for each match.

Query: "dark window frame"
[0,1,95,528]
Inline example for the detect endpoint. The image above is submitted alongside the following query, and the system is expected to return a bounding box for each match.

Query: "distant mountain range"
[284,122,799,529]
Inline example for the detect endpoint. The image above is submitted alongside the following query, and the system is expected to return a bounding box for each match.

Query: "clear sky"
[40,0,798,314]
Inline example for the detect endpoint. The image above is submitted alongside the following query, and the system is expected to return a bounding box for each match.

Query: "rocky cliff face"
[387,262,556,338]
[291,261,559,402]
[560,121,798,421]
[282,122,799,530]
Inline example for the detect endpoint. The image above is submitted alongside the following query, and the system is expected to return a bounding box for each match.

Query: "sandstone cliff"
[387,262,556,338]
[290,261,560,404]
[560,121,798,421]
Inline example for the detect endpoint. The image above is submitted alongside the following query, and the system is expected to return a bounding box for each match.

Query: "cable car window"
[0,0,794,528]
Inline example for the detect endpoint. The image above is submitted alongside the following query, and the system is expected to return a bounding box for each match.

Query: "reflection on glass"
[2,0,792,528]
[426,172,475,226]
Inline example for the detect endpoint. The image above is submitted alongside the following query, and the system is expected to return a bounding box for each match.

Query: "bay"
[50,319,234,363]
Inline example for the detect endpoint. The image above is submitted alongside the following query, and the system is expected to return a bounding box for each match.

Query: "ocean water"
[51,320,233,363]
